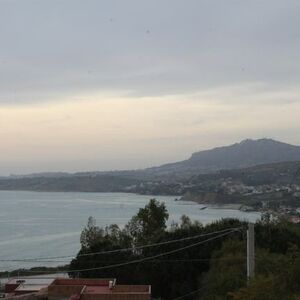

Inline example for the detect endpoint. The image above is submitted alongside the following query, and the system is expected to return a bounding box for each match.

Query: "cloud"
[0,0,300,104]
[0,0,300,174]
[0,86,299,174]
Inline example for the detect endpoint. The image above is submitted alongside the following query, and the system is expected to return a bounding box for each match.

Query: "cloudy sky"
[0,0,300,175]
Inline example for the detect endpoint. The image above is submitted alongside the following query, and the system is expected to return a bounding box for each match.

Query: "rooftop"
[5,277,151,300]
[7,278,55,285]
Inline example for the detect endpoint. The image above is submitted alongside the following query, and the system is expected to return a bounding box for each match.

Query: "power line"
[0,257,246,264]
[172,287,204,300]
[17,229,238,274]
[2,227,241,262]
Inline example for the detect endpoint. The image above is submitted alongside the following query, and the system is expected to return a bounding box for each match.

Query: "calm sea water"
[0,191,260,271]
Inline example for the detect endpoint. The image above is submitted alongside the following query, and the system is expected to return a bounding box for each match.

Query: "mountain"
[195,160,300,186]
[140,138,300,179]
[1,138,300,191]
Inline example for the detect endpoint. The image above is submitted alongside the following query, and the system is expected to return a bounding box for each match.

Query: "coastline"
[178,192,260,213]
[207,203,243,210]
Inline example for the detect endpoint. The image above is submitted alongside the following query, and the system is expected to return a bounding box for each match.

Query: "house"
[5,278,151,300]
[5,277,56,295]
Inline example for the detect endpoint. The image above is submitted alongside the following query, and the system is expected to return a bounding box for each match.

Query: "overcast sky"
[0,0,300,175]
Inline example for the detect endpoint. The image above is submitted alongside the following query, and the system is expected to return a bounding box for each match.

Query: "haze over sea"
[0,191,260,271]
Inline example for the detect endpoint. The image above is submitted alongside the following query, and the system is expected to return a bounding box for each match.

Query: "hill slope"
[1,138,300,191]
[142,138,300,178]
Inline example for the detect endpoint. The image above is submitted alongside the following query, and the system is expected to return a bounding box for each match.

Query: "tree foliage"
[70,199,300,300]
[124,199,169,245]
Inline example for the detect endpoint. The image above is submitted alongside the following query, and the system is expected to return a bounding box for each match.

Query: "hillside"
[176,160,300,208]
[195,160,300,186]
[1,138,300,192]
[0,175,142,192]
[132,160,300,197]
[141,138,300,179]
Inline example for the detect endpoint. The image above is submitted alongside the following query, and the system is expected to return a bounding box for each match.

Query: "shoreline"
[206,203,243,210]
[0,189,258,213]
[0,191,260,273]
[177,198,261,213]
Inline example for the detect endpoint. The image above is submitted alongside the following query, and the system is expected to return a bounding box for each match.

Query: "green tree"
[201,240,246,300]
[125,199,169,245]
[70,201,250,300]
[80,216,104,249]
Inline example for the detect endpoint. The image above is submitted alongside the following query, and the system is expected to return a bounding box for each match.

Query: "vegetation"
[0,266,68,278]
[2,199,300,299]
[68,199,300,299]
[0,175,142,192]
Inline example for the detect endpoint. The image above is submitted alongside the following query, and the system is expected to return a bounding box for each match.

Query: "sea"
[0,191,260,271]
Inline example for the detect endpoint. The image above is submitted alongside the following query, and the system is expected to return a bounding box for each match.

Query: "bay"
[0,191,260,271]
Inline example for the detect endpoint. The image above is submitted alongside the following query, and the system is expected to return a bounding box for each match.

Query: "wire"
[0,257,246,263]
[17,229,238,274]
[172,287,204,300]
[1,227,241,262]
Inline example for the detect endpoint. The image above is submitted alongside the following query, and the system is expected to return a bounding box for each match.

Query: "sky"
[0,0,300,175]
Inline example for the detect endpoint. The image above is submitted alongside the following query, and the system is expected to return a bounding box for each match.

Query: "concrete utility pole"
[247,222,255,280]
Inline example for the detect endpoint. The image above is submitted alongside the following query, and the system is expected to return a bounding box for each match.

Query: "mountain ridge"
[3,138,300,180]
[1,138,300,192]
[140,138,300,179]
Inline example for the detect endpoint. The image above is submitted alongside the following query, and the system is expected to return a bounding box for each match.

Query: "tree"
[72,210,245,299]
[125,199,169,245]
[201,240,246,299]
[80,216,104,249]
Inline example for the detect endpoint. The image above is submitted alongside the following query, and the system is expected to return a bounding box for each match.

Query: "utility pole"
[247,222,255,280]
